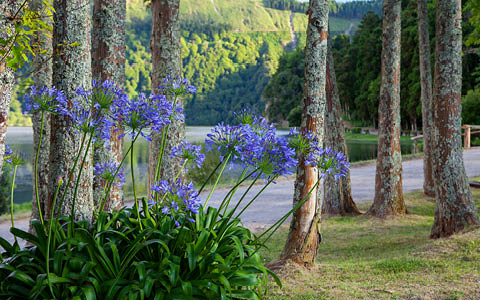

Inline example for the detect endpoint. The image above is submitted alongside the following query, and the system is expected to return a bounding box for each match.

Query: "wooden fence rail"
[410,124,479,153]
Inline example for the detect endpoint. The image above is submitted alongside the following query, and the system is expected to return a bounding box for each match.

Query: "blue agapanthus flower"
[93,161,126,188]
[113,93,179,141]
[4,146,26,166]
[317,148,350,179]
[287,128,322,166]
[76,80,125,112]
[149,179,201,225]
[23,86,69,115]
[170,140,205,169]
[158,75,197,96]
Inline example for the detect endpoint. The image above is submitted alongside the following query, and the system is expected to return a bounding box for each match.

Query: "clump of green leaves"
[0,204,279,299]
[0,0,54,71]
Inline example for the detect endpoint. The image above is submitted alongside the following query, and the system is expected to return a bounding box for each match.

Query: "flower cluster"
[4,145,26,166]
[170,141,205,170]
[149,179,201,225]
[23,86,69,115]
[317,148,350,179]
[113,93,179,141]
[287,128,321,166]
[206,114,298,178]
[158,75,197,96]
[93,161,126,188]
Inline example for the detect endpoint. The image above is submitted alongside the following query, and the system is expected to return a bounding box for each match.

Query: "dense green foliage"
[9,0,380,126]
[0,205,277,299]
[265,0,480,129]
[462,89,480,125]
[263,0,382,19]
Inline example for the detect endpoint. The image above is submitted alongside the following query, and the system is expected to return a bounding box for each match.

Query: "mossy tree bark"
[417,0,435,197]
[0,1,19,172]
[322,37,360,216]
[49,0,93,220]
[430,0,479,238]
[92,0,126,211]
[280,0,328,267]
[148,0,184,189]
[368,0,406,217]
[29,0,52,227]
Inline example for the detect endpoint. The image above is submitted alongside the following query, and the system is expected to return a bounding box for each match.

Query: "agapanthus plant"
[23,86,69,115]
[170,141,205,170]
[158,75,197,96]
[1,77,353,300]
[149,179,201,226]
[113,93,176,141]
[3,146,26,235]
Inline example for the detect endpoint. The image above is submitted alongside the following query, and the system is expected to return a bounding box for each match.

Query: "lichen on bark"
[322,36,360,216]
[280,0,328,267]
[430,0,479,238]
[49,0,93,221]
[417,0,435,197]
[368,0,406,217]
[148,0,184,189]
[0,1,19,172]
[92,0,126,211]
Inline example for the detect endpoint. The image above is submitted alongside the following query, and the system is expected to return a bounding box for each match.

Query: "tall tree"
[49,0,93,220]
[92,0,126,211]
[430,0,479,238]
[323,37,360,216]
[148,0,184,189]
[0,1,19,172]
[368,0,405,217]
[29,0,52,224]
[280,0,328,267]
[417,0,435,197]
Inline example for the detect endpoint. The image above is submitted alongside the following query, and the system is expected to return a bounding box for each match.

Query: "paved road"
[2,148,479,245]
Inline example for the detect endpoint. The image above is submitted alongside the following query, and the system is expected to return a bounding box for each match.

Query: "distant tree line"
[263,0,382,19]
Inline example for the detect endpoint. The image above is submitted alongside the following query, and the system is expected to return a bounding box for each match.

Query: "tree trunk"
[29,0,52,226]
[280,0,328,267]
[0,1,19,172]
[92,0,126,211]
[368,0,405,217]
[417,0,435,197]
[49,0,93,220]
[323,37,360,216]
[430,0,479,238]
[148,0,184,189]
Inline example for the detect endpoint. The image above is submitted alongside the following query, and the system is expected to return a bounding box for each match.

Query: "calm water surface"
[5,127,414,203]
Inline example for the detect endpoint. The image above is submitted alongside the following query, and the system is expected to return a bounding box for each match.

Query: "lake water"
[4,127,415,204]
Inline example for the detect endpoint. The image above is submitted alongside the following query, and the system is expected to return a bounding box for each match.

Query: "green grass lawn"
[260,185,480,299]
[345,133,416,144]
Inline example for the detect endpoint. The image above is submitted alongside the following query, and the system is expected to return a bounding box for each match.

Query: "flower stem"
[33,110,45,227]
[55,131,88,217]
[235,177,274,218]
[46,180,62,295]
[99,132,140,213]
[131,140,143,230]
[10,165,18,243]
[203,153,231,208]
[70,132,94,221]
[220,168,248,214]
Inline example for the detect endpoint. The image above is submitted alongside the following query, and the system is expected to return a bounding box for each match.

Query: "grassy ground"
[260,184,480,300]
[346,133,416,144]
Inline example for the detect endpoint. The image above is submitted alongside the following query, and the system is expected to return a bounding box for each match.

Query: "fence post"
[464,125,471,149]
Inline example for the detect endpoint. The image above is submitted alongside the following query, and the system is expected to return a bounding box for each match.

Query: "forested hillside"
[8,0,391,126]
[264,0,480,129]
